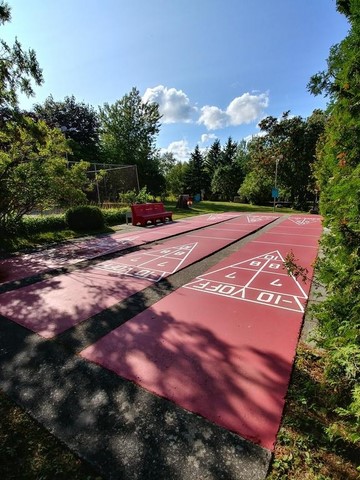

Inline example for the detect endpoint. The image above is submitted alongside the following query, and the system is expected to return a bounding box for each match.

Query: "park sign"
[272,187,279,198]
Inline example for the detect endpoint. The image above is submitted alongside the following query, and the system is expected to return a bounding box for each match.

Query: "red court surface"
[0,213,241,285]
[81,215,322,451]
[0,214,277,338]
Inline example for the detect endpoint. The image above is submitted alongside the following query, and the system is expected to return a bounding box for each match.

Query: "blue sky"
[2,0,349,161]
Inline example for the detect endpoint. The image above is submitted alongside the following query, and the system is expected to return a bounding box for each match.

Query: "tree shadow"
[0,303,271,480]
[0,232,143,286]
[80,300,293,452]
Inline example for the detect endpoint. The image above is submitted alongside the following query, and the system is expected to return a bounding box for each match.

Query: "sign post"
[272,156,282,211]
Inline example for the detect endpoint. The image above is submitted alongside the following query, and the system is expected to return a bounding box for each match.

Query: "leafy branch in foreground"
[283,250,312,284]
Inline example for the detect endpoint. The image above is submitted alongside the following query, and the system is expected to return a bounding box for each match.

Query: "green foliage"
[211,163,243,201]
[33,95,101,163]
[99,87,163,192]
[0,214,67,237]
[0,1,43,113]
[165,161,186,196]
[221,136,238,165]
[21,214,66,234]
[65,205,104,231]
[244,110,326,209]
[0,5,94,233]
[204,138,222,177]
[101,208,127,226]
[0,117,92,232]
[119,186,151,205]
[268,343,360,479]
[306,0,360,444]
[238,170,273,204]
[183,145,209,196]
[157,151,177,176]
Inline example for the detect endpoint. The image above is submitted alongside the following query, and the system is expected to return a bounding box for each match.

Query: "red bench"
[131,203,173,227]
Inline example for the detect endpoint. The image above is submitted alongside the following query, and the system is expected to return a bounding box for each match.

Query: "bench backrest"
[131,203,166,217]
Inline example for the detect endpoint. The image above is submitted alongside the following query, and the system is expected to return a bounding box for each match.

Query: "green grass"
[0,391,102,480]
[164,199,298,219]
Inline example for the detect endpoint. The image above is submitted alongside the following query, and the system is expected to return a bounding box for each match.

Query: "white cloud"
[198,105,228,130]
[143,85,196,123]
[200,133,217,144]
[227,93,269,125]
[198,92,269,130]
[161,140,191,162]
[243,130,267,143]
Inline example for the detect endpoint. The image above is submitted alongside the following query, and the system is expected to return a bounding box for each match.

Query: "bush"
[22,215,67,234]
[65,205,105,231]
[0,215,67,236]
[119,187,151,205]
[102,208,127,226]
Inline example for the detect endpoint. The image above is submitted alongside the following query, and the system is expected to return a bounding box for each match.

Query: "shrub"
[102,208,127,226]
[22,215,67,234]
[119,187,151,205]
[65,205,104,231]
[0,215,67,236]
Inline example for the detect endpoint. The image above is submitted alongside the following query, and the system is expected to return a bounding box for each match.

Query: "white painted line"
[266,232,320,237]
[185,235,237,241]
[183,285,305,313]
[253,241,318,248]
[172,242,198,273]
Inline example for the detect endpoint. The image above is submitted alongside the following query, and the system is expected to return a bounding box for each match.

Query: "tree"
[234,139,251,175]
[165,161,186,197]
[244,111,325,209]
[33,95,100,163]
[0,1,43,120]
[204,138,222,177]
[99,87,162,189]
[0,118,92,231]
[238,170,273,205]
[157,151,177,176]
[306,0,360,440]
[183,145,209,196]
[211,163,243,201]
[221,136,238,165]
[0,2,94,232]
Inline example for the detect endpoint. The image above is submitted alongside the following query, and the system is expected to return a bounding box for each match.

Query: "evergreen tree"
[221,136,237,165]
[307,0,360,436]
[183,145,209,196]
[204,138,222,177]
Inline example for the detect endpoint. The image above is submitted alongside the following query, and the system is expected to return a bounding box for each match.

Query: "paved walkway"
[0,214,321,480]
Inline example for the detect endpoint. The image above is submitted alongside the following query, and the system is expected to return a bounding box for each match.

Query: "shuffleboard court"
[0,213,241,285]
[81,215,322,451]
[0,214,278,338]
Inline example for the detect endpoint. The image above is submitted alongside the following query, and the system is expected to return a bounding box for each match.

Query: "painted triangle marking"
[289,217,320,225]
[246,215,277,223]
[95,242,198,281]
[184,250,308,312]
